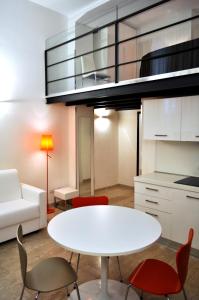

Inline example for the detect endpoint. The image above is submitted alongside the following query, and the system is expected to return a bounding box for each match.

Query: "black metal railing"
[45,0,199,96]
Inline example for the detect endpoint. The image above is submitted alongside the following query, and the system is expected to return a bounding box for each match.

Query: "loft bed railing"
[45,0,199,103]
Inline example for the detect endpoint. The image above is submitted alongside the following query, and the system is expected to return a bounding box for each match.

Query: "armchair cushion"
[0,199,39,229]
[0,169,21,202]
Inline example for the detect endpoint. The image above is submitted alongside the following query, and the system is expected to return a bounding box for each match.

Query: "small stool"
[54,187,79,210]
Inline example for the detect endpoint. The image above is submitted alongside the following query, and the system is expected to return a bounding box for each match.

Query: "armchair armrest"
[21,183,47,228]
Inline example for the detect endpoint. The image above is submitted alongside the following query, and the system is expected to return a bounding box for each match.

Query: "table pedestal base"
[69,279,140,300]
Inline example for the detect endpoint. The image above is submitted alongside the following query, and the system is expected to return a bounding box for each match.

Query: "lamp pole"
[40,134,54,214]
[46,150,54,214]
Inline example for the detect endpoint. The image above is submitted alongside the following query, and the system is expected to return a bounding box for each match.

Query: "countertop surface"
[134,172,199,193]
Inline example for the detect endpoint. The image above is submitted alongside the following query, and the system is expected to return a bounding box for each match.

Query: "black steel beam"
[46,73,199,105]
[86,98,141,107]
[92,103,141,109]
[115,107,140,111]
[64,96,141,106]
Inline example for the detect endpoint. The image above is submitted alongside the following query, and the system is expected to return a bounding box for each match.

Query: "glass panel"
[136,21,194,60]
[119,20,198,79]
[117,0,161,19]
[78,117,91,196]
[47,59,75,81]
[119,40,137,65]
[47,77,76,94]
[47,41,75,66]
[76,67,115,89]
[75,25,115,58]
[191,17,199,39]
[119,62,140,81]
[47,45,115,83]
[75,33,94,57]
[119,0,199,42]
[93,25,115,50]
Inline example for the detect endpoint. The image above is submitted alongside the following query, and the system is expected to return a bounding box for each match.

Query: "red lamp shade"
[40,134,54,151]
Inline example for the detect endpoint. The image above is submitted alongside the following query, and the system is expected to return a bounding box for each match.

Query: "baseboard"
[158,236,199,258]
[95,183,133,192]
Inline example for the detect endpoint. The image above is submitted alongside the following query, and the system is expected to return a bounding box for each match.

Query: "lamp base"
[47,207,55,214]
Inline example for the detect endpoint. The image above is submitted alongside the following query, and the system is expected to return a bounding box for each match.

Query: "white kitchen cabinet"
[143,98,181,141]
[134,174,199,249]
[134,181,173,240]
[181,96,199,142]
[135,203,172,239]
[172,189,199,249]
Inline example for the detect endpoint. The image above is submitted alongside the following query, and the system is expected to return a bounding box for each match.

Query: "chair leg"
[125,284,132,300]
[74,282,81,300]
[19,285,25,300]
[73,254,81,289]
[116,256,123,282]
[69,252,73,264]
[140,289,143,300]
[35,291,40,300]
[165,295,170,300]
[66,287,70,297]
[183,288,188,300]
[76,253,80,275]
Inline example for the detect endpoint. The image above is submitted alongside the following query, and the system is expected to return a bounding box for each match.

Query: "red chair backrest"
[176,228,194,288]
[72,196,109,208]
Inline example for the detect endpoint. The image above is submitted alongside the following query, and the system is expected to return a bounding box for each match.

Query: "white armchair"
[0,169,47,243]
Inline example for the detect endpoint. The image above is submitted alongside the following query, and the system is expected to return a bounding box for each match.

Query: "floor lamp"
[40,134,55,214]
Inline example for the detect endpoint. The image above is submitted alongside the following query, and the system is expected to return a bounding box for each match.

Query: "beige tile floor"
[0,185,199,300]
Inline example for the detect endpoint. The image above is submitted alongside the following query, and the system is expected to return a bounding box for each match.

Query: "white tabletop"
[48,206,161,257]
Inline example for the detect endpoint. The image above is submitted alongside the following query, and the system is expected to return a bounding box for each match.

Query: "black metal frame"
[45,0,199,108]
[136,111,141,176]
[45,0,185,94]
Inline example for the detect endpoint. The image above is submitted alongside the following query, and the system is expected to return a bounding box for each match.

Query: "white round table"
[48,206,161,300]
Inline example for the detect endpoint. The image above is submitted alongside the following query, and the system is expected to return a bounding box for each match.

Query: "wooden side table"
[54,187,79,210]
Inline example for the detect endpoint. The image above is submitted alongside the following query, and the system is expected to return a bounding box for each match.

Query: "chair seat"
[129,259,181,295]
[26,257,77,292]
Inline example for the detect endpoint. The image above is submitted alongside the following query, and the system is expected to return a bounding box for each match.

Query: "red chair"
[72,195,109,208]
[70,196,123,281]
[125,228,194,300]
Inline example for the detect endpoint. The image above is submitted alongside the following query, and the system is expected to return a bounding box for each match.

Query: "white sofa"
[0,169,47,243]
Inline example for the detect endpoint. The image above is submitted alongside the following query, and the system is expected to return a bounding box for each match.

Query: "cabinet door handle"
[186,195,199,200]
[146,187,159,192]
[154,134,168,137]
[145,199,159,204]
[195,135,199,138]
[146,212,158,218]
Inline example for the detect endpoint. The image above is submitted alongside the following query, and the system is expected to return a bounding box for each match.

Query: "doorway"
[77,106,141,197]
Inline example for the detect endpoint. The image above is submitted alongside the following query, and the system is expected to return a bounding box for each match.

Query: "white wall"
[118,111,138,186]
[79,117,91,182]
[0,0,73,203]
[94,110,118,189]
[94,109,138,189]
[156,141,199,176]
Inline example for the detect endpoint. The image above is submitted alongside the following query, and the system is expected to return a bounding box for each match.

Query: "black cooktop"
[175,176,199,187]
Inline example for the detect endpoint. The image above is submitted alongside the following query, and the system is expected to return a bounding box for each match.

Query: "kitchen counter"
[134,172,199,193]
